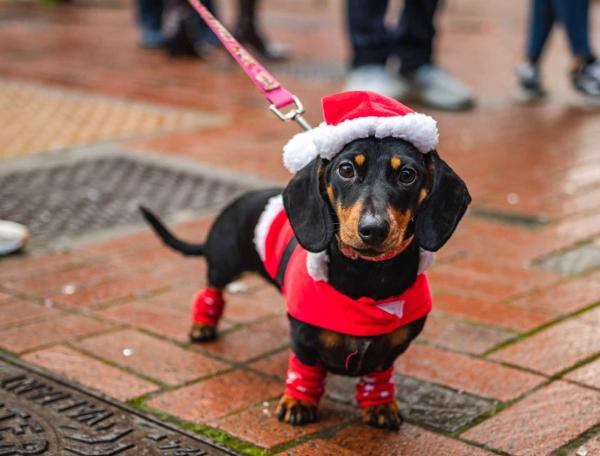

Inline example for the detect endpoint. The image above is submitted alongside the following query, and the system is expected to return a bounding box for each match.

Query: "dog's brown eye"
[399,167,417,185]
[338,162,355,179]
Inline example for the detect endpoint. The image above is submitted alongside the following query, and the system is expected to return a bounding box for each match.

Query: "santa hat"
[283,91,439,173]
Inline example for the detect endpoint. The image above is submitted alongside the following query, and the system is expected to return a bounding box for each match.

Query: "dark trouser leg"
[137,0,164,31]
[346,0,391,68]
[234,0,257,34]
[395,0,439,76]
[552,0,595,61]
[526,0,556,63]
[196,0,218,45]
[233,0,287,59]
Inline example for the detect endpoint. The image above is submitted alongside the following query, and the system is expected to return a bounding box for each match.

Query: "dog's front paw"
[276,394,318,426]
[189,323,217,342]
[361,400,403,430]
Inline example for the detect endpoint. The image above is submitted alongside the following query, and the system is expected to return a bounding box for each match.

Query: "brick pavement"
[0,0,599,454]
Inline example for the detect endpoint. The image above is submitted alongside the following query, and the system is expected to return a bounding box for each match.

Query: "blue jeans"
[346,0,440,75]
[526,0,595,63]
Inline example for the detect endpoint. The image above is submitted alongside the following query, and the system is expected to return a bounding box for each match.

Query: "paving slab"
[491,316,600,375]
[463,381,600,456]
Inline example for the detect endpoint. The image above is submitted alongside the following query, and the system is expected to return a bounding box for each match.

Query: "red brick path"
[0,0,599,455]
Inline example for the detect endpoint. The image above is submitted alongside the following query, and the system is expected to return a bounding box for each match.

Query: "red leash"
[187,0,311,131]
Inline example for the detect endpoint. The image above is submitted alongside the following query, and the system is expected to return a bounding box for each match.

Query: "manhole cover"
[0,355,236,455]
[0,153,253,245]
[534,242,600,275]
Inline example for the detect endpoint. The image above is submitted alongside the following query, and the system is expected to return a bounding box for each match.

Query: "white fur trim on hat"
[254,195,284,261]
[283,114,438,173]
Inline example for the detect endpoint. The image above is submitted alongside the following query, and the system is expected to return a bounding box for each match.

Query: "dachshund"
[140,92,471,430]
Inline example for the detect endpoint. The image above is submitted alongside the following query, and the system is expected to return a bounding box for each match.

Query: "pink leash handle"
[187,0,311,131]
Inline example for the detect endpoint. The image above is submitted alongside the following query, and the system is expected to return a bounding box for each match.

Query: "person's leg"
[347,0,391,68]
[394,0,474,111]
[554,0,600,96]
[526,0,556,64]
[196,0,218,47]
[517,0,555,101]
[344,0,403,98]
[395,0,438,76]
[137,0,165,47]
[233,0,289,60]
[552,0,594,61]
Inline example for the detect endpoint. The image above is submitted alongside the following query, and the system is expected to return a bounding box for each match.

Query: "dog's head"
[283,137,471,257]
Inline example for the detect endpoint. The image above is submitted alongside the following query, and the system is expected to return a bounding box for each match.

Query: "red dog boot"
[189,287,224,342]
[356,366,403,430]
[276,353,326,425]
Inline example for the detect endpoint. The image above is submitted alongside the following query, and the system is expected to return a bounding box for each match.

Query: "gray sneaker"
[399,64,475,111]
[516,62,547,103]
[572,60,600,97]
[345,65,406,99]
[0,220,28,256]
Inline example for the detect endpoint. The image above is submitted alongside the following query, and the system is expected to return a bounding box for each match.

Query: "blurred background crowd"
[0,0,598,253]
[133,0,600,110]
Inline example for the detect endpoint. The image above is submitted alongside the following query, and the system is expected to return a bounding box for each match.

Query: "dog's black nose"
[358,215,389,245]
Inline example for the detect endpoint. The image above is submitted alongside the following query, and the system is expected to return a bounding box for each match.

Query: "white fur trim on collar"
[283,113,438,173]
[253,195,284,261]
[306,251,329,282]
[305,248,435,282]
[418,249,436,275]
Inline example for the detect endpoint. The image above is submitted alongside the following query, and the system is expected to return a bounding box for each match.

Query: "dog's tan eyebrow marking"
[390,156,402,170]
[419,188,428,203]
[354,154,366,166]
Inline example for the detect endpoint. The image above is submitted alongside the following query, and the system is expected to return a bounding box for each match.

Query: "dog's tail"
[139,206,205,256]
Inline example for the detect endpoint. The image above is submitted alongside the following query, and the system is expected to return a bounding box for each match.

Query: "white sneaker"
[0,220,28,256]
[399,64,475,111]
[344,65,406,99]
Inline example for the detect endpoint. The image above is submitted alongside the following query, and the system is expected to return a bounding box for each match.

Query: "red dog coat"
[258,201,432,337]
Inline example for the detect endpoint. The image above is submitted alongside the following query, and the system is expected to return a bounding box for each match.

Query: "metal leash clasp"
[269,96,312,131]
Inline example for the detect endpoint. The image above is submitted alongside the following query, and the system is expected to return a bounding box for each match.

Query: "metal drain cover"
[0,355,236,455]
[0,153,254,245]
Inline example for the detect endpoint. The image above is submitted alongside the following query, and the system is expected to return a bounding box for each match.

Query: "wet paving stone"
[0,354,236,455]
[534,242,600,275]
[326,373,497,433]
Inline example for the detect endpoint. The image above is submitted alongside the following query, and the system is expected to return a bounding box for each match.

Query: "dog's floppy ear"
[283,158,335,252]
[416,151,471,251]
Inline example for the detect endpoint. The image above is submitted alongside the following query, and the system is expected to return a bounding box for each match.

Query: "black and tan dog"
[141,92,470,430]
